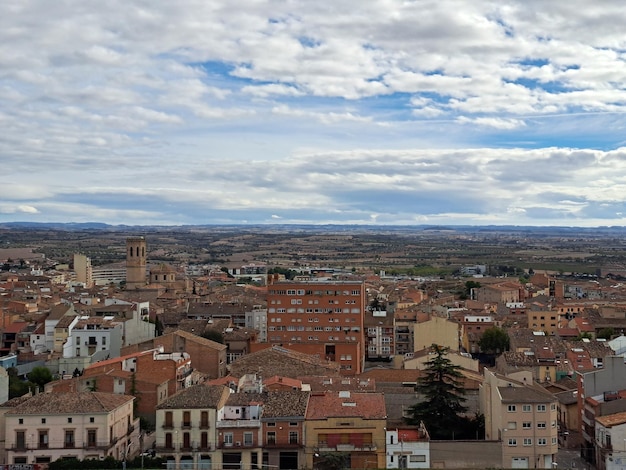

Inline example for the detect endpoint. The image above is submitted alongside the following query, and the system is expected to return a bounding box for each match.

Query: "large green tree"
[27,366,53,390]
[478,327,510,354]
[406,344,468,439]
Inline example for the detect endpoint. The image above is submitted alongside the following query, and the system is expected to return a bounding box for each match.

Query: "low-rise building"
[5,391,138,466]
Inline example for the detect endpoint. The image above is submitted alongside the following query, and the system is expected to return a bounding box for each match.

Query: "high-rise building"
[266,277,366,374]
[126,236,147,289]
[73,253,93,287]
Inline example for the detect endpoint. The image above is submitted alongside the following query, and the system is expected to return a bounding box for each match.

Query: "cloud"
[2,1,626,226]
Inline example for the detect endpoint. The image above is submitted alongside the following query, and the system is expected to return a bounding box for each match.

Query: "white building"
[386,427,430,469]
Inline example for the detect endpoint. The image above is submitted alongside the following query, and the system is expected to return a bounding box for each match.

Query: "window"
[15,431,25,449]
[38,430,48,449]
[224,432,233,446]
[507,405,516,412]
[64,430,75,448]
[551,403,557,410]
[410,455,427,463]
[537,422,546,429]
[507,422,517,430]
[522,422,532,429]
[267,422,276,427]
[18,419,23,425]
[90,417,95,423]
[165,433,172,449]
[164,411,173,428]
[41,418,46,424]
[267,431,276,445]
[87,429,97,447]
[244,432,253,446]
[522,405,531,412]
[538,438,547,446]
[183,411,191,428]
[537,404,546,412]
[67,417,72,424]
[523,438,532,446]
[552,437,558,445]
[508,438,517,446]
[200,411,209,428]
[289,422,298,427]
[289,431,298,444]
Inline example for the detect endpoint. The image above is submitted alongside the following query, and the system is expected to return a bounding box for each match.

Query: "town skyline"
[4,2,626,226]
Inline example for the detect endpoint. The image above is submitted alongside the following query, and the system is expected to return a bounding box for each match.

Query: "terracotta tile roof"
[6,391,134,415]
[596,411,626,428]
[263,375,302,389]
[157,384,230,410]
[300,376,376,392]
[261,391,309,418]
[167,329,227,351]
[229,346,341,379]
[306,391,386,420]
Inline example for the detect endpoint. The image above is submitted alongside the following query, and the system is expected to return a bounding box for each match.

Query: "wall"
[429,440,502,468]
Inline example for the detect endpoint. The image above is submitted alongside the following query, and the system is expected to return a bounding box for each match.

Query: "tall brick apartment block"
[266,278,366,375]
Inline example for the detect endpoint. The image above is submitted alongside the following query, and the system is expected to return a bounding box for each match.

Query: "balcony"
[219,441,257,449]
[317,443,377,452]
[216,419,261,428]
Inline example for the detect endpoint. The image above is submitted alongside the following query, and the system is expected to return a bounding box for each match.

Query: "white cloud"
[2,1,626,226]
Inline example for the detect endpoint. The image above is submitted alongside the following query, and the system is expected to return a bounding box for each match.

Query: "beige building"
[404,347,479,372]
[5,392,139,466]
[304,391,387,469]
[480,369,558,469]
[527,310,560,335]
[155,384,231,470]
[73,253,93,288]
[413,315,459,352]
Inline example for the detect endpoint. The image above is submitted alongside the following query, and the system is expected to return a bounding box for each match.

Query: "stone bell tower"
[125,236,147,289]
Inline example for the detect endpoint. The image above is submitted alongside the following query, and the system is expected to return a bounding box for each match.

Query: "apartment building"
[73,253,93,288]
[155,384,231,470]
[577,356,626,467]
[364,308,395,360]
[527,310,560,335]
[266,279,366,375]
[481,369,558,469]
[5,391,138,466]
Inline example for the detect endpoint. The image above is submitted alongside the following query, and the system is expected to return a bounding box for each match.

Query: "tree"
[405,344,468,439]
[8,367,30,399]
[478,327,510,354]
[27,366,53,391]
[598,327,615,340]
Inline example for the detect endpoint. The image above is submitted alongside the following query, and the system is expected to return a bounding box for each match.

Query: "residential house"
[5,391,138,466]
[155,384,231,470]
[385,426,430,469]
[304,391,387,469]
[260,390,309,470]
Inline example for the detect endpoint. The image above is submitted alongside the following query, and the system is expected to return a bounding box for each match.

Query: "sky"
[4,1,626,227]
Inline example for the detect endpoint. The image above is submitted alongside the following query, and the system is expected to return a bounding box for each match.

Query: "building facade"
[266,279,366,374]
[5,392,138,466]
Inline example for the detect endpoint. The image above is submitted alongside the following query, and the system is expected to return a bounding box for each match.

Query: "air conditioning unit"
[236,441,241,447]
